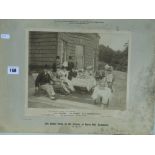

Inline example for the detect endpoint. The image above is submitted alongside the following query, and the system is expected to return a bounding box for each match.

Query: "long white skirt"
[92,86,112,104]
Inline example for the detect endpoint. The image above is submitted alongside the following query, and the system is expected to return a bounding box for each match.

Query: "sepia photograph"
[1,19,155,134]
[28,31,129,110]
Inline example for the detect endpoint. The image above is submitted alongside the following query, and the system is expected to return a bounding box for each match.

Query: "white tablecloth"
[71,77,96,91]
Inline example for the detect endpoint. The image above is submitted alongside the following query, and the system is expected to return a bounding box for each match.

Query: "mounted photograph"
[28,31,129,111]
[2,19,155,135]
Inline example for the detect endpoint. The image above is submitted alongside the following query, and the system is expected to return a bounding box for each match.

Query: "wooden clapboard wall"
[29,31,58,69]
[58,33,99,68]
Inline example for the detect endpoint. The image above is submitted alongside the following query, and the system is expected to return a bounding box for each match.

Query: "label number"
[8,66,19,75]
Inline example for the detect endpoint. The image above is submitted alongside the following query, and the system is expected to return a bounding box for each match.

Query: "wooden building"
[29,31,100,70]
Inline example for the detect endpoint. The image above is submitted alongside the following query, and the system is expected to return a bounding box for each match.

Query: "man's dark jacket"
[67,62,74,71]
[35,71,53,87]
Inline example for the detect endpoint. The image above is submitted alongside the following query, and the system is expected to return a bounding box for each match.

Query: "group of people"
[35,55,114,106]
[35,56,77,100]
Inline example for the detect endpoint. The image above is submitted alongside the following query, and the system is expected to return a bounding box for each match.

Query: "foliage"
[98,44,128,72]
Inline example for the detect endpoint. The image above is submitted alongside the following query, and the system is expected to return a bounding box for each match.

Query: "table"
[71,77,96,91]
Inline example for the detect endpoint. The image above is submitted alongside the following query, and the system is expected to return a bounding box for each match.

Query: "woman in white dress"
[92,78,112,105]
[58,66,75,92]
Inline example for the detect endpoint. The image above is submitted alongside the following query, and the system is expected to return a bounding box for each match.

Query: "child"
[92,78,112,106]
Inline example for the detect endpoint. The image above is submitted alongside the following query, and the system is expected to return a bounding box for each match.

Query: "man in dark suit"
[67,56,74,71]
[52,56,61,72]
[35,65,56,100]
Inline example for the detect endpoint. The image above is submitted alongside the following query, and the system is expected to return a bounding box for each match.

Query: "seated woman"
[77,69,85,78]
[85,66,94,77]
[46,68,68,95]
[91,78,112,106]
[57,66,75,94]
[53,68,69,95]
